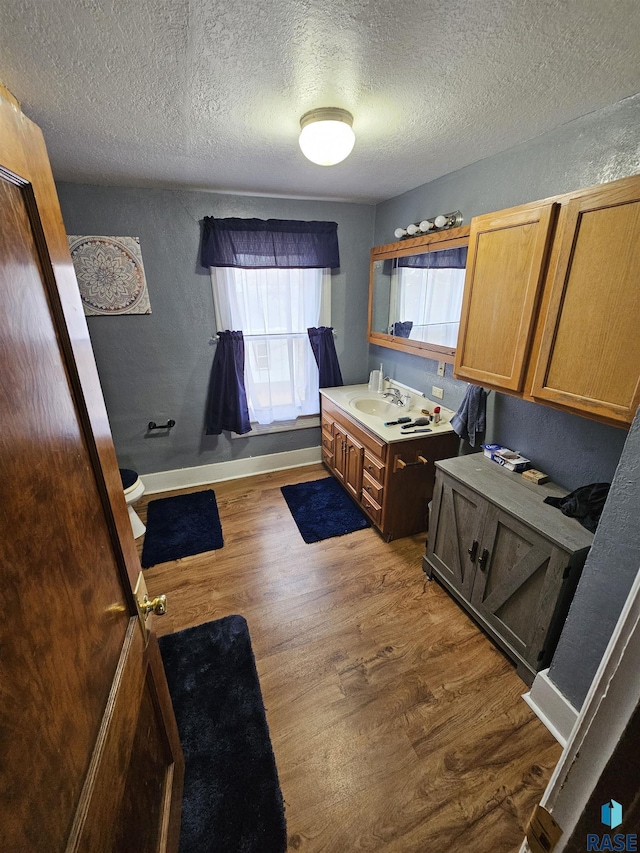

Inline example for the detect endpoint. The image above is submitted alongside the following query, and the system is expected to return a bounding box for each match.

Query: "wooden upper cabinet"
[530,180,640,424]
[454,173,640,427]
[454,202,557,391]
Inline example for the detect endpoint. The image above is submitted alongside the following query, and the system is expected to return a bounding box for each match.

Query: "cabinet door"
[470,508,568,668]
[333,424,347,483]
[454,202,557,390]
[426,473,487,598]
[531,180,640,424]
[344,433,364,500]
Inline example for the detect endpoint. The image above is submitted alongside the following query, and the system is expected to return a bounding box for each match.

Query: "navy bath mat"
[281,477,371,543]
[159,615,287,853]
[141,489,224,567]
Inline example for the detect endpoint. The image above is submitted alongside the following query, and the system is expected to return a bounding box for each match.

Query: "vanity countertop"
[320,384,456,444]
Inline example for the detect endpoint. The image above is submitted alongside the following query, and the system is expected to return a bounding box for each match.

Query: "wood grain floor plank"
[136,464,560,851]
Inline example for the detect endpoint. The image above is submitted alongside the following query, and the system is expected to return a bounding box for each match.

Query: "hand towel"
[451,384,487,447]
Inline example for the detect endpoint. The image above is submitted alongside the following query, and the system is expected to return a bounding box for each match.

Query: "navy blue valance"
[201,217,340,269]
[397,246,467,269]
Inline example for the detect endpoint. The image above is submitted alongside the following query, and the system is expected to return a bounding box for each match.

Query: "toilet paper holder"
[148,419,176,430]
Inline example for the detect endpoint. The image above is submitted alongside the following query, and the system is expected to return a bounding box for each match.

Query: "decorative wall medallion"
[67,235,152,315]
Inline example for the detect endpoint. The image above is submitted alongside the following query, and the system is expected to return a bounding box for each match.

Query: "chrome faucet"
[383,387,402,401]
[383,387,410,406]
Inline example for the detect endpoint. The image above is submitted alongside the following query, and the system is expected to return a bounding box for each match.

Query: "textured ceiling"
[1,0,639,203]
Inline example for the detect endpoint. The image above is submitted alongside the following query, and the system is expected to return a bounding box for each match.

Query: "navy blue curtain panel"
[201,218,340,269]
[206,331,252,435]
[397,246,467,269]
[308,327,343,388]
[392,321,413,338]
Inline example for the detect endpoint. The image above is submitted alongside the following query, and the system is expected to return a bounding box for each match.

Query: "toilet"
[119,468,146,538]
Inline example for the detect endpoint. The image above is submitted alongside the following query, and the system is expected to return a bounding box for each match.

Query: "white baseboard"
[522,668,579,747]
[140,446,323,495]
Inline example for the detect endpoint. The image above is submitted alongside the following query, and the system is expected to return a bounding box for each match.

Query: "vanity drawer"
[362,471,383,504]
[321,414,334,434]
[360,489,382,526]
[322,449,334,469]
[321,431,334,453]
[363,451,385,484]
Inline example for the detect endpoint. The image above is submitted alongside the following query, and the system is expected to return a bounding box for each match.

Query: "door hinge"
[526,804,562,853]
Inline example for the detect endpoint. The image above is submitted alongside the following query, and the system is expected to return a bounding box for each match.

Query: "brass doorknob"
[140,594,167,617]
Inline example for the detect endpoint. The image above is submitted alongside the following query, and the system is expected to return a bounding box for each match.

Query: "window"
[392,264,465,348]
[211,266,331,425]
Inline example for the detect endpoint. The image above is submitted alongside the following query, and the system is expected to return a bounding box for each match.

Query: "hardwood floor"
[138,463,560,852]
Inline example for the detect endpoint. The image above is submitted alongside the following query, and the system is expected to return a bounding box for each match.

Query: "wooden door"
[344,432,364,501]
[530,176,640,425]
[0,86,183,851]
[426,472,487,598]
[469,507,568,670]
[454,202,557,391]
[333,423,347,483]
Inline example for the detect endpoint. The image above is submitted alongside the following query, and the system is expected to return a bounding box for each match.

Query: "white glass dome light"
[299,108,356,166]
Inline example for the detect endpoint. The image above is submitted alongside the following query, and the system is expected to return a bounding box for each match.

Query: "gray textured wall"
[374,94,640,246]
[371,94,640,490]
[57,185,375,474]
[549,408,640,708]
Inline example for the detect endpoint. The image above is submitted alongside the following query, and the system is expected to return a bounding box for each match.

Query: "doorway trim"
[520,564,640,849]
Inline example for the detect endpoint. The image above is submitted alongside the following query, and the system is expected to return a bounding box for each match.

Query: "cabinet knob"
[468,540,479,562]
[478,548,490,571]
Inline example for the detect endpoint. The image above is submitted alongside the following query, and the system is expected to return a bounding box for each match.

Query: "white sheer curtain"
[211,267,330,424]
[396,266,465,347]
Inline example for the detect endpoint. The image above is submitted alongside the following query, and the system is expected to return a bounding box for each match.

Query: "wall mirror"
[368,226,470,362]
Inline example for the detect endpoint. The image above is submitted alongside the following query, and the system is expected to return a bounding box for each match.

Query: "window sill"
[231,415,321,438]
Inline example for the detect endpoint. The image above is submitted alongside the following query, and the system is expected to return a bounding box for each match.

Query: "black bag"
[543,483,610,533]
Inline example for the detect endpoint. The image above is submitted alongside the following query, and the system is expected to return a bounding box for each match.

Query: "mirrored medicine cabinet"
[368,225,470,362]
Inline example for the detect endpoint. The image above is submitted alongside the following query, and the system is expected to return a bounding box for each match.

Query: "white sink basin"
[322,384,454,443]
[351,397,401,419]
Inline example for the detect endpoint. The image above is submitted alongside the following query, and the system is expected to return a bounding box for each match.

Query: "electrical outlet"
[437,361,445,377]
[432,386,444,399]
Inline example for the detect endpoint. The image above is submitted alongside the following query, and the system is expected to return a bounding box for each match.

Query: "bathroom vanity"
[320,384,460,541]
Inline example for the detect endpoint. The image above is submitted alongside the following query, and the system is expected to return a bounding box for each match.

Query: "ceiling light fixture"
[299,108,356,166]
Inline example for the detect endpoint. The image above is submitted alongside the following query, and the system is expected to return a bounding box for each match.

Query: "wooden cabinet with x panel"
[424,454,593,685]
